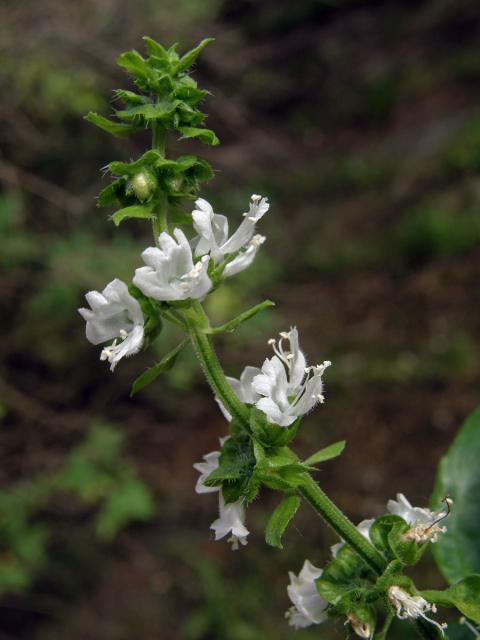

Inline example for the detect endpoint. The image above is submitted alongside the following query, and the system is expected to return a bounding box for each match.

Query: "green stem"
[299,474,386,575]
[152,122,166,156]
[185,305,250,427]
[185,302,387,576]
[374,612,394,640]
[151,124,168,241]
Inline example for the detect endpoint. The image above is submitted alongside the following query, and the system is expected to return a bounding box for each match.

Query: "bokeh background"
[1,0,480,638]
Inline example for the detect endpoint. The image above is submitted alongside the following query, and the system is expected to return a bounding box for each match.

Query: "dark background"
[1,0,480,638]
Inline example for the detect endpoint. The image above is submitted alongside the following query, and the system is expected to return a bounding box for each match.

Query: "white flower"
[192,194,269,277]
[193,449,221,494]
[133,228,212,301]
[331,518,374,558]
[211,493,249,550]
[252,327,331,427]
[388,586,447,635]
[285,560,328,629]
[387,494,451,543]
[193,440,249,550]
[78,278,144,371]
[217,365,262,421]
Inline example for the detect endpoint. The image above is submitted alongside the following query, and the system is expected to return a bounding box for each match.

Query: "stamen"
[425,496,452,533]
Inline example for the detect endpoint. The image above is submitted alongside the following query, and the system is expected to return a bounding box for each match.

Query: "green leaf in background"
[130,339,188,396]
[111,203,155,226]
[431,407,480,583]
[178,126,219,146]
[208,300,275,334]
[304,440,346,466]
[95,471,156,540]
[84,112,139,137]
[265,495,301,549]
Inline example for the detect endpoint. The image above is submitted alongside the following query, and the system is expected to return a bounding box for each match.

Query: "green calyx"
[86,37,218,229]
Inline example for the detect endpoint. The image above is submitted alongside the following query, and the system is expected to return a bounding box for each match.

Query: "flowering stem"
[184,304,251,427]
[298,474,386,575]
[185,303,387,575]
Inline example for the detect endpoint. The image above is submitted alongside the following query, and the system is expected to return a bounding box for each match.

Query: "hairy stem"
[186,302,388,575]
[185,305,250,427]
[299,474,387,575]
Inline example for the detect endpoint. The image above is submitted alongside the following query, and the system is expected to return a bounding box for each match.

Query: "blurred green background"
[1,0,480,638]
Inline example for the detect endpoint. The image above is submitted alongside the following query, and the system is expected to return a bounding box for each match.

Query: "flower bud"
[346,609,375,638]
[130,170,157,202]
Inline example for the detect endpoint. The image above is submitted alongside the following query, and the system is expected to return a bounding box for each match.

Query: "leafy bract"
[111,203,155,226]
[130,340,187,396]
[304,440,346,466]
[265,495,301,549]
[208,300,275,334]
[84,112,139,137]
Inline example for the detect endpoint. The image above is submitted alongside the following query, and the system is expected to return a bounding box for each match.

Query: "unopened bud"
[130,170,157,202]
[347,612,372,638]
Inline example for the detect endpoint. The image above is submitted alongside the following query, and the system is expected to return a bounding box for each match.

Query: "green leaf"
[265,495,301,549]
[142,36,169,61]
[130,340,187,396]
[116,100,180,123]
[175,38,215,74]
[108,150,164,177]
[111,203,155,226]
[423,575,480,623]
[304,440,346,466]
[114,89,150,105]
[178,126,219,146]
[208,300,275,334]
[432,407,480,583]
[84,112,138,137]
[117,50,154,87]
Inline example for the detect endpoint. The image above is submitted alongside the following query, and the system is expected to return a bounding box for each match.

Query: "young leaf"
[432,407,480,583]
[208,300,275,334]
[116,100,180,123]
[304,440,346,466]
[84,112,138,137]
[265,495,301,549]
[178,126,219,146]
[174,38,215,74]
[117,51,154,87]
[114,89,150,105]
[111,203,155,227]
[142,36,169,60]
[130,340,187,396]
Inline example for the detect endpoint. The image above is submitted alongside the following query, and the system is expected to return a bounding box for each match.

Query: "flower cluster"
[194,439,249,550]
[79,195,269,368]
[218,327,331,427]
[286,493,450,636]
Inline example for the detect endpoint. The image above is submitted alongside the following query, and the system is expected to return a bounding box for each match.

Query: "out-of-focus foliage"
[0,423,155,596]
